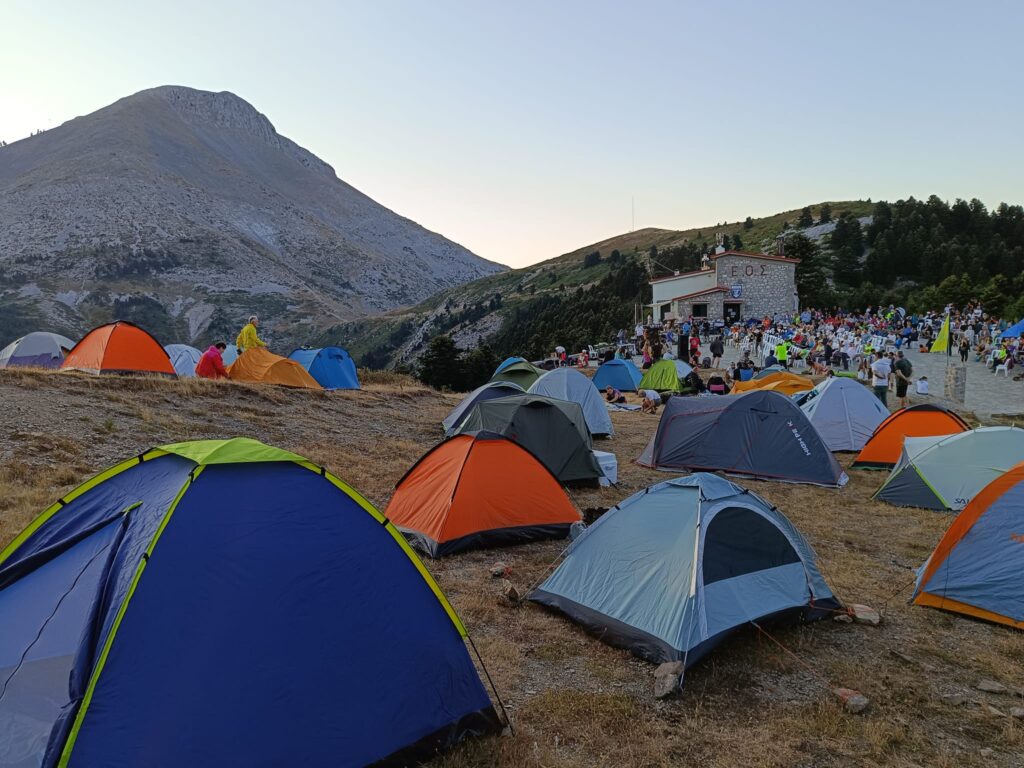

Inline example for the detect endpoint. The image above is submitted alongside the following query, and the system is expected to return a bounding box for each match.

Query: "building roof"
[649,268,711,284]
[669,287,729,302]
[710,250,801,264]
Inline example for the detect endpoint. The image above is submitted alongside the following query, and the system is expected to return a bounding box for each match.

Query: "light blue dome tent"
[530,474,839,666]
[528,367,613,436]
[288,346,360,390]
[164,344,202,378]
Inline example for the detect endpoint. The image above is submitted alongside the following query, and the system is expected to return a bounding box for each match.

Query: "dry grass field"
[1,368,1022,767]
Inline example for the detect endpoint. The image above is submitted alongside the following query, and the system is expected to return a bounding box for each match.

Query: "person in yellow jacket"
[775,340,789,370]
[236,315,267,354]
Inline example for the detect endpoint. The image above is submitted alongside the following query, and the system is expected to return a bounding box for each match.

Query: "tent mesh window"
[702,507,800,585]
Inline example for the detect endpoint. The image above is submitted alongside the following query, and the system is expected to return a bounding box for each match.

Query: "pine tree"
[786,233,829,306]
[797,206,814,228]
[818,203,832,224]
[743,216,753,230]
[417,335,463,391]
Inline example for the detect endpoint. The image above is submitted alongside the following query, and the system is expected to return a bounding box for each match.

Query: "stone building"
[649,249,800,324]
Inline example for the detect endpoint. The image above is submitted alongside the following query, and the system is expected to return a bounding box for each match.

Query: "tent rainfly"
[530,473,839,665]
[0,332,75,369]
[442,381,524,435]
[0,438,501,767]
[874,427,1024,511]
[638,391,848,487]
[852,404,970,469]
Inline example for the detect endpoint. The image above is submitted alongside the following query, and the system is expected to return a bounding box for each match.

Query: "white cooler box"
[593,450,618,486]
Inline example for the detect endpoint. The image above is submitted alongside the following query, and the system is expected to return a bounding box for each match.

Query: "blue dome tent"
[591,359,643,392]
[289,346,360,390]
[0,438,500,767]
[530,474,839,666]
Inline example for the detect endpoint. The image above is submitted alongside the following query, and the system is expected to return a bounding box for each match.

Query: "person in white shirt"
[870,354,892,406]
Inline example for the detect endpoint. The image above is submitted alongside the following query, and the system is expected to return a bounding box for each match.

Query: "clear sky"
[2,1,1022,268]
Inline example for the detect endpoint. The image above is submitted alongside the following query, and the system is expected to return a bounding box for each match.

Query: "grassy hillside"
[317,201,875,369]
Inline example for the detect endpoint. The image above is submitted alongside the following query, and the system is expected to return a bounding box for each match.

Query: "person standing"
[893,351,913,409]
[958,337,970,363]
[775,339,789,370]
[709,336,724,369]
[236,315,267,355]
[870,353,892,406]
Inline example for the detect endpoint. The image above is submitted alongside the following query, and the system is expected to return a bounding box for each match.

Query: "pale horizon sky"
[2,1,1022,268]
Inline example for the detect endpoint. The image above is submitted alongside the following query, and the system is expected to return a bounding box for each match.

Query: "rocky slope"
[0,86,502,346]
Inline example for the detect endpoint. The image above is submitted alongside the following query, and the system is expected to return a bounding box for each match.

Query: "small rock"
[850,604,881,626]
[940,693,966,707]
[833,613,854,623]
[980,748,994,758]
[1010,707,1024,719]
[653,661,685,699]
[500,579,521,603]
[984,704,1006,717]
[489,561,510,578]
[833,687,870,714]
[976,679,1007,694]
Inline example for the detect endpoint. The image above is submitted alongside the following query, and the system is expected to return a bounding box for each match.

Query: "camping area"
[2,365,1021,767]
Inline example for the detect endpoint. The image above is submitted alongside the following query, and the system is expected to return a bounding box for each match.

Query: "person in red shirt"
[196,342,229,379]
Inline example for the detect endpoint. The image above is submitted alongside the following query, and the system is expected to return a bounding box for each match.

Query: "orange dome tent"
[852,404,969,469]
[912,462,1024,629]
[385,432,581,556]
[731,370,813,397]
[61,321,176,377]
[227,348,321,389]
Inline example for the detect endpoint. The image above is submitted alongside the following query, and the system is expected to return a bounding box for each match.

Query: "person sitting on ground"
[707,374,729,395]
[196,342,229,379]
[640,388,661,414]
[604,385,626,404]
[577,349,589,368]
[236,315,267,355]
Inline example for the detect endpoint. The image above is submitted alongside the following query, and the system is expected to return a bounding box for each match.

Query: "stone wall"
[713,254,798,321]
[675,292,724,321]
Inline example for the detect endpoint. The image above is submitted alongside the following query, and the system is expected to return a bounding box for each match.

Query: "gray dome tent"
[452,394,603,484]
[637,391,848,487]
[795,377,890,452]
[442,380,524,435]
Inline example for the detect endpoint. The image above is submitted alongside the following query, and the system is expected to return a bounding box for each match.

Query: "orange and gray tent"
[61,321,176,377]
[452,394,603,484]
[386,432,581,556]
[638,391,848,487]
[852,404,970,469]
[227,348,321,389]
[912,462,1024,629]
[731,370,813,396]
[0,438,501,766]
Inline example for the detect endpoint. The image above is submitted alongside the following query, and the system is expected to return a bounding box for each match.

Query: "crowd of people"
[576,301,1024,413]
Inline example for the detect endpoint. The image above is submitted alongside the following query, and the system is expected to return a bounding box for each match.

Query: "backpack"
[701,357,711,369]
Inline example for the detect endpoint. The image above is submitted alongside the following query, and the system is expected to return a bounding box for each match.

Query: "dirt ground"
[1,368,1022,767]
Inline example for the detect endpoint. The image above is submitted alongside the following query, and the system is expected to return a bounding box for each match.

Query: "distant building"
[649,249,800,324]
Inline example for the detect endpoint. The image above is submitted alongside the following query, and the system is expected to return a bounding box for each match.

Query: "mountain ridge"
[0,85,503,346]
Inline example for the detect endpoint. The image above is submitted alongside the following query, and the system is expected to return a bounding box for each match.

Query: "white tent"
[528,368,614,436]
[0,331,74,369]
[164,344,202,378]
[797,377,889,451]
